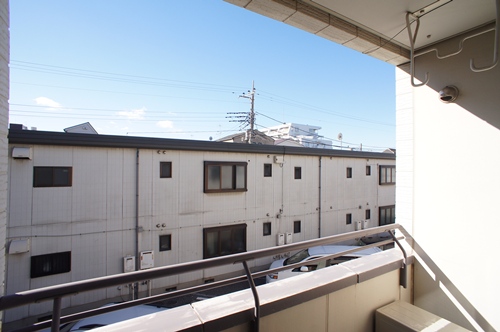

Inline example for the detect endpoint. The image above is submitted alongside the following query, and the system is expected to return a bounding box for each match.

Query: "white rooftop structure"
[261,123,332,149]
[63,122,98,134]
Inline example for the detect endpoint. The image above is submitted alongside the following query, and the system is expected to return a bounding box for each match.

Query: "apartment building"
[5,126,394,322]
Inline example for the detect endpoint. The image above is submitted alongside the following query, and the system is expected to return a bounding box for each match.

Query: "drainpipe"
[278,148,285,233]
[134,148,140,300]
[318,156,322,238]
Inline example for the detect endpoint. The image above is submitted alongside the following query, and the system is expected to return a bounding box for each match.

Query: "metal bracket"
[406,12,430,87]
[470,0,499,72]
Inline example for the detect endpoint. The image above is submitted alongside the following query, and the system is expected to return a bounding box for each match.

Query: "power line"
[10,103,227,115]
[11,60,247,93]
[257,90,394,127]
[11,81,245,105]
[12,61,394,128]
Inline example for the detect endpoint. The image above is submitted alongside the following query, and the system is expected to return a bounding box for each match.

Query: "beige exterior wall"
[396,23,500,330]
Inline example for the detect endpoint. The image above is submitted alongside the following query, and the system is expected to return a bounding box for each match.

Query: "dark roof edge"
[8,129,395,160]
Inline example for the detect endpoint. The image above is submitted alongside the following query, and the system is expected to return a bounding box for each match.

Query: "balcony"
[0,224,489,331]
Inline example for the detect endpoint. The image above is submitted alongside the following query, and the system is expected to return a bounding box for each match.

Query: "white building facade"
[5,127,395,323]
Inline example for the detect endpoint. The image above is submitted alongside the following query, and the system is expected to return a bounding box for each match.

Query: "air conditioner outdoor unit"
[285,232,293,244]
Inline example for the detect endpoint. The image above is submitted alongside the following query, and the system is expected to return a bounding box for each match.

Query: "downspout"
[134,148,140,300]
[318,156,322,238]
[278,147,286,232]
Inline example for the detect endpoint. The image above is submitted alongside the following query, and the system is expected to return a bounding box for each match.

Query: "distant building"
[260,123,332,149]
[217,130,275,145]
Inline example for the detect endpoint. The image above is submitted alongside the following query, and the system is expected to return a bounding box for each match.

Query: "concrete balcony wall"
[94,249,414,332]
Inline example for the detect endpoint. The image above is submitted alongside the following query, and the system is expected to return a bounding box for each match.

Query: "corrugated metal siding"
[5,137,395,322]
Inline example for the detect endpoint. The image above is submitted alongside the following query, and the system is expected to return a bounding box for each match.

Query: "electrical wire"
[257,90,394,127]
[10,60,394,146]
[11,60,247,93]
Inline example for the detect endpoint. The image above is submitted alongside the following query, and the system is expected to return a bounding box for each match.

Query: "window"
[366,165,371,176]
[263,222,271,236]
[203,224,246,258]
[33,167,72,187]
[293,220,301,233]
[159,234,172,252]
[31,251,71,278]
[365,209,371,220]
[346,167,352,178]
[379,205,396,226]
[294,167,302,179]
[160,162,172,178]
[346,213,352,225]
[204,161,247,193]
[379,165,396,185]
[264,163,272,177]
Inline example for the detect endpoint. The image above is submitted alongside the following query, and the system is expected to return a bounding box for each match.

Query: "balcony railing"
[1,223,489,332]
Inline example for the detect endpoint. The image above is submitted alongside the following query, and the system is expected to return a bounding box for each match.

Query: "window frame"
[293,220,301,233]
[203,161,247,193]
[203,224,247,259]
[33,166,72,188]
[31,251,71,278]
[159,234,172,252]
[294,167,302,180]
[379,165,396,185]
[366,165,371,176]
[263,163,272,177]
[160,162,172,178]
[263,222,271,236]
[365,209,371,220]
[379,205,396,226]
[346,167,352,178]
[346,213,352,225]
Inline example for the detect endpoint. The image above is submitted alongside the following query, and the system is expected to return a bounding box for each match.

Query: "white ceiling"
[309,0,496,49]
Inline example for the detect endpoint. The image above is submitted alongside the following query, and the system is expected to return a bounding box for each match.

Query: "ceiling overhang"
[225,0,496,66]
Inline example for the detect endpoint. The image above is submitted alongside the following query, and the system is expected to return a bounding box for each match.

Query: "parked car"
[266,245,382,283]
[57,303,167,332]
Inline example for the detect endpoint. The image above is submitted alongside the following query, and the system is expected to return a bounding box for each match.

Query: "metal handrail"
[0,224,402,332]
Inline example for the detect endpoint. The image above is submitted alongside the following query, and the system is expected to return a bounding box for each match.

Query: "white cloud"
[156,120,174,129]
[34,97,62,109]
[117,107,146,120]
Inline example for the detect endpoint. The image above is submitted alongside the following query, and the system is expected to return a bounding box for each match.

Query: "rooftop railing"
[0,224,407,332]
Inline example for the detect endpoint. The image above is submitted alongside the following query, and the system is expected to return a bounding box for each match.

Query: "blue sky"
[9,1,396,151]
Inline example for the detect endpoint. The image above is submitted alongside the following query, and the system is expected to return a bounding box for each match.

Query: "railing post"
[389,230,408,288]
[51,297,62,332]
[242,261,260,332]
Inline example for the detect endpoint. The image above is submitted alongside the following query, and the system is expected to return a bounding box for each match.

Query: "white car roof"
[70,304,166,331]
[307,245,381,257]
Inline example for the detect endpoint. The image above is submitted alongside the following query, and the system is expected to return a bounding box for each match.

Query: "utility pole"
[240,81,256,144]
[226,81,256,144]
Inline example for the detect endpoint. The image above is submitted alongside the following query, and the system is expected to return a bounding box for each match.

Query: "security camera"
[439,85,459,103]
